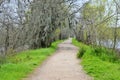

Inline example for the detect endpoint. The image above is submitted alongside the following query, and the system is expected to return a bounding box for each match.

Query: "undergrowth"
[72,39,120,80]
[0,40,62,80]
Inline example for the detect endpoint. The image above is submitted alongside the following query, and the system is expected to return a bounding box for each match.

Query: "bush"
[77,47,86,58]
[92,46,119,63]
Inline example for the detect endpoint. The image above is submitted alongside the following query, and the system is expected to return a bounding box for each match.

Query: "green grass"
[0,40,62,80]
[72,39,120,80]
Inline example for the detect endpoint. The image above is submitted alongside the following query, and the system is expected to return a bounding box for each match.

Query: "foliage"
[72,39,120,80]
[0,0,76,57]
[27,0,74,49]
[0,40,62,80]
[74,0,120,50]
[77,47,86,58]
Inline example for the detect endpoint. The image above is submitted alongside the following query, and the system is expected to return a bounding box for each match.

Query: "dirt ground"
[24,39,92,80]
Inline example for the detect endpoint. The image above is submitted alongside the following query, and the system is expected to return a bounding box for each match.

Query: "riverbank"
[72,39,120,80]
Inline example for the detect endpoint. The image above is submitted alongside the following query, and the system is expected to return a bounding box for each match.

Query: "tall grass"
[72,39,120,80]
[0,40,62,80]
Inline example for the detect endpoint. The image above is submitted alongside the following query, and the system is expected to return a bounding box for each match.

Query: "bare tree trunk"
[4,25,9,56]
[113,3,118,50]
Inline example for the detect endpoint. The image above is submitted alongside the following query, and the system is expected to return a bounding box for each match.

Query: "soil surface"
[24,39,92,80]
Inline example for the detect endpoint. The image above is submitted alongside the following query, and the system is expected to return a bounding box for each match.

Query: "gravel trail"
[24,39,92,80]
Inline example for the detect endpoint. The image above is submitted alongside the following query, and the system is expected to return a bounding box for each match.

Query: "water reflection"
[97,39,120,49]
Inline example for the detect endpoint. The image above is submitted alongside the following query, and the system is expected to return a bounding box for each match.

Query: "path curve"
[24,39,92,80]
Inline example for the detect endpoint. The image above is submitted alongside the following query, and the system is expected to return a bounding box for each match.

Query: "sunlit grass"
[72,39,120,80]
[0,40,62,80]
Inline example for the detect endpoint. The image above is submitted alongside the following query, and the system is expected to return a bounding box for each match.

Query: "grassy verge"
[72,39,120,80]
[0,40,62,80]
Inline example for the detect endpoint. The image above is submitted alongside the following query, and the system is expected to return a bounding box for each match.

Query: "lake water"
[97,40,120,49]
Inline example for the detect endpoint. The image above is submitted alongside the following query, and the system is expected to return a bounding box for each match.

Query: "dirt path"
[24,39,92,80]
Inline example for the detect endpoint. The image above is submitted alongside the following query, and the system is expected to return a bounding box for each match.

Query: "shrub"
[93,47,119,63]
[77,47,86,58]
